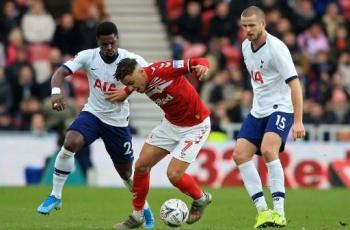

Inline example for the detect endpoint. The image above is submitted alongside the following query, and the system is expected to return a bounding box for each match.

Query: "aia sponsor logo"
[93,79,116,92]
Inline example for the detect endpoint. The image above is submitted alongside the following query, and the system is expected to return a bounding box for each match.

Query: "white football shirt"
[64,48,147,126]
[242,32,298,118]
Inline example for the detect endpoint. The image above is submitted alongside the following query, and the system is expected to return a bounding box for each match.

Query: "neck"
[99,50,118,64]
[252,31,267,49]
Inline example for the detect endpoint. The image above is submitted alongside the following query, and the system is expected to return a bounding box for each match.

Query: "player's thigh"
[135,143,169,172]
[145,119,178,154]
[234,138,258,165]
[235,114,265,162]
[100,125,134,164]
[262,111,293,161]
[65,112,100,151]
[172,117,211,163]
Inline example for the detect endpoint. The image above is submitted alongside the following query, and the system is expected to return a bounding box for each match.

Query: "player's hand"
[104,88,128,103]
[292,121,305,140]
[51,94,66,111]
[191,65,209,81]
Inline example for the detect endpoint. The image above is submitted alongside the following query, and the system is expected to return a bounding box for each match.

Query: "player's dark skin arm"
[51,66,71,111]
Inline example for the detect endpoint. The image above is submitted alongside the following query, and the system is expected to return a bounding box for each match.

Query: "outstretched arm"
[51,66,72,111]
[104,86,133,103]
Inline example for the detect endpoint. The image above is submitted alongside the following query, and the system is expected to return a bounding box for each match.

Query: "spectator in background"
[227,90,252,123]
[275,17,292,38]
[208,1,237,43]
[5,46,29,84]
[30,112,47,136]
[322,3,344,42]
[72,0,107,22]
[324,88,350,124]
[52,13,82,56]
[0,1,21,43]
[11,64,40,114]
[6,26,25,65]
[290,0,316,33]
[0,67,14,130]
[303,100,328,125]
[282,31,301,61]
[264,8,281,36]
[78,5,100,50]
[171,1,204,59]
[331,25,350,60]
[21,0,55,44]
[297,22,330,63]
[337,52,350,94]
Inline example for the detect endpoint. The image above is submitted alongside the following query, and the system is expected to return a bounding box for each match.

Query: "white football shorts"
[145,117,211,163]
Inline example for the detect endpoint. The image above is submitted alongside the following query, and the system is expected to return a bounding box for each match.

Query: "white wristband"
[51,87,61,95]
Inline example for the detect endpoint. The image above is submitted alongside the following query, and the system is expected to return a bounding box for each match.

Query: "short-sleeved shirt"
[64,48,147,127]
[242,32,298,118]
[143,58,210,127]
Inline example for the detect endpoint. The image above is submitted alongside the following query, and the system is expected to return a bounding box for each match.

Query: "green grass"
[0,187,349,230]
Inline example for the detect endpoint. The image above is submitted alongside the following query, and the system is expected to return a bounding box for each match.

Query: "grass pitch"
[0,186,349,230]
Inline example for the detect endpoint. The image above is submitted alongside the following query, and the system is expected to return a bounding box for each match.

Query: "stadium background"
[0,0,350,229]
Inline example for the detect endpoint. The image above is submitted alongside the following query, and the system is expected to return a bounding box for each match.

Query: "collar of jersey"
[251,41,266,53]
[99,51,119,64]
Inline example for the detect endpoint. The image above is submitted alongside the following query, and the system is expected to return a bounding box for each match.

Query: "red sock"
[172,173,203,200]
[132,172,150,211]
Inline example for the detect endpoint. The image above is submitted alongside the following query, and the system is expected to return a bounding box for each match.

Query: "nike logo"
[91,68,97,70]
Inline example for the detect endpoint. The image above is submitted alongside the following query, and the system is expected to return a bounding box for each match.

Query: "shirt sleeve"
[63,50,91,73]
[272,40,298,81]
[147,58,209,78]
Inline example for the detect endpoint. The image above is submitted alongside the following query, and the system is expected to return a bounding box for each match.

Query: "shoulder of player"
[241,39,250,51]
[74,48,97,59]
[267,33,288,51]
[117,48,140,58]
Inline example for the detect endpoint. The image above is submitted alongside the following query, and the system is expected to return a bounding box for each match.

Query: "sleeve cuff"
[285,76,298,84]
[62,64,73,74]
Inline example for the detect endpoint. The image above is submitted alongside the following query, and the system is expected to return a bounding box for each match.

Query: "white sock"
[50,146,75,199]
[267,159,285,217]
[238,161,268,212]
[123,178,149,209]
[132,210,144,220]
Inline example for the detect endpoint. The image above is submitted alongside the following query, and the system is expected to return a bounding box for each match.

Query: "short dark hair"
[241,6,265,20]
[96,21,118,37]
[114,58,138,81]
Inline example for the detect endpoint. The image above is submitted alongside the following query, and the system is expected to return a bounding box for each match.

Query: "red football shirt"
[143,58,210,126]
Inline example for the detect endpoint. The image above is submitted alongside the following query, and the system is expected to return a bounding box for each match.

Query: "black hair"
[114,58,138,81]
[96,21,118,37]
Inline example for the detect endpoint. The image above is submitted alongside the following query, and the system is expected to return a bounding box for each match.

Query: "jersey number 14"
[251,70,264,84]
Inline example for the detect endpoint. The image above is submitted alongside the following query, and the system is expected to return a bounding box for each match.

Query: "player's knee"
[63,138,83,153]
[233,149,248,165]
[260,148,278,162]
[167,169,184,184]
[134,161,151,175]
[119,170,132,181]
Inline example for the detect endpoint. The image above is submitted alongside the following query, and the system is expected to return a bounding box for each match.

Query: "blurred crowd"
[158,0,350,132]
[1,0,350,139]
[0,0,106,137]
